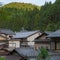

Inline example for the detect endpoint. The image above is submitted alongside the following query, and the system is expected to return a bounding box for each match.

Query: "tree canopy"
[0,0,60,31]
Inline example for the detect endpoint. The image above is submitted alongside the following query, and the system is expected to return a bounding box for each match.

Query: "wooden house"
[0,29,15,55]
[47,30,60,50]
[9,30,41,48]
[0,29,15,48]
[34,31,52,50]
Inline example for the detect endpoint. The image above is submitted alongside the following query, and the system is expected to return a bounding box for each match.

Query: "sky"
[0,0,56,6]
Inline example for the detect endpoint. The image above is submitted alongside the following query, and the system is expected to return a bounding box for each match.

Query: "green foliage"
[37,48,50,60]
[3,2,40,10]
[0,0,60,31]
[0,2,40,31]
[0,56,5,60]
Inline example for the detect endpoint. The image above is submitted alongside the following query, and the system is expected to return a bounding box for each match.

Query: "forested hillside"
[0,0,60,31]
[3,2,40,10]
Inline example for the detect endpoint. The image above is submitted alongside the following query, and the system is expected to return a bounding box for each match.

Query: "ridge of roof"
[13,30,40,39]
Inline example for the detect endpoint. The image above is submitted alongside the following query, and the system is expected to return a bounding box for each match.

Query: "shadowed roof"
[47,30,60,37]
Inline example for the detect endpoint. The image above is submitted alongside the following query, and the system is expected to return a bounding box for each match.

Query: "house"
[47,30,60,50]
[0,29,15,49]
[34,31,52,50]
[0,29,15,55]
[0,29,15,38]
[9,30,41,48]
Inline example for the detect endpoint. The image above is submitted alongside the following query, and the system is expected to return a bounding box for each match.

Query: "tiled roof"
[47,30,60,37]
[0,29,15,35]
[13,30,40,39]
[15,47,39,57]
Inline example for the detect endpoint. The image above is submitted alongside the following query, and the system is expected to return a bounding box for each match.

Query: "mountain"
[0,2,41,31]
[38,0,60,31]
[0,0,60,31]
[3,2,40,10]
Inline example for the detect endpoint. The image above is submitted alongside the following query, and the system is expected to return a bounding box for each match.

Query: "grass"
[0,56,5,60]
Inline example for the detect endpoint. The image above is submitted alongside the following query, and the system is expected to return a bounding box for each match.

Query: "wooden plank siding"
[50,37,60,50]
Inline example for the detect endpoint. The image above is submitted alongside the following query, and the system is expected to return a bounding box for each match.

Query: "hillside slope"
[0,0,60,31]
[3,2,40,10]
[0,2,40,31]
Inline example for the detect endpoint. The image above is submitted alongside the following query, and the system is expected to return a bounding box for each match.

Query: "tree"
[37,48,50,60]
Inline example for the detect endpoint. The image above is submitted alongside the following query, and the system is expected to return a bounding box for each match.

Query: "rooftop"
[13,30,40,39]
[15,47,39,58]
[47,30,60,37]
[0,29,15,35]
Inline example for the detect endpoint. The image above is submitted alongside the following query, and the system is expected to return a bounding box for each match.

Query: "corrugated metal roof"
[0,29,15,35]
[13,31,40,39]
[47,30,60,37]
[15,47,39,57]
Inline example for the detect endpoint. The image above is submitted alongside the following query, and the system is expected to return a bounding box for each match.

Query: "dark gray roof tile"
[0,29,15,35]
[15,47,39,57]
[13,30,40,39]
[47,30,60,37]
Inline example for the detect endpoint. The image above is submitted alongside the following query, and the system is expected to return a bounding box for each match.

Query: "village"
[0,28,60,60]
[0,0,60,60]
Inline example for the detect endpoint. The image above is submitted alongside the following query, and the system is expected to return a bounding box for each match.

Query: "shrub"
[0,56,5,60]
[37,48,50,60]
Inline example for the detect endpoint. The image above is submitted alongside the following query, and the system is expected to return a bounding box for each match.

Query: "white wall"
[9,41,20,48]
[27,32,40,46]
